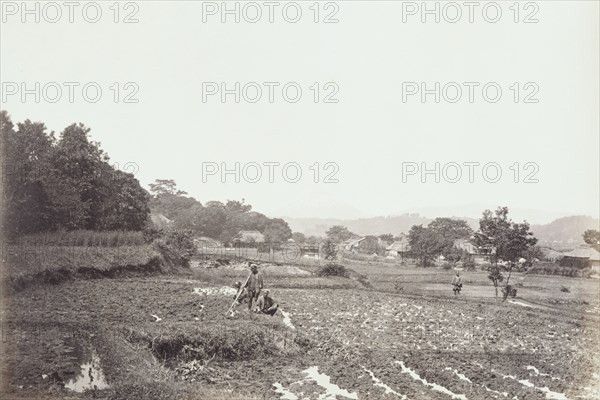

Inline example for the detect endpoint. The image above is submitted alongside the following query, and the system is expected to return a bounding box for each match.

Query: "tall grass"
[15,230,146,247]
[4,244,159,277]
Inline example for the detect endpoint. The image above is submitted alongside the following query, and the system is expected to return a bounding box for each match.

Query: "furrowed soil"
[2,259,599,400]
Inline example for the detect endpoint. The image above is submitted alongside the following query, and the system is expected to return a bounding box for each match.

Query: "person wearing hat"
[451,272,463,295]
[244,263,263,310]
[254,289,278,316]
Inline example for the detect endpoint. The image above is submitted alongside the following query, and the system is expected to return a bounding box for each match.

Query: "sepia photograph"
[1,1,599,399]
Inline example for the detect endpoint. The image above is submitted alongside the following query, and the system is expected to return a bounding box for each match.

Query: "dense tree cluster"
[1,111,150,237]
[148,180,293,243]
[408,218,473,267]
[325,225,355,242]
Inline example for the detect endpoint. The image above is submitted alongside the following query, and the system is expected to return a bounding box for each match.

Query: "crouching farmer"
[254,289,278,316]
[232,281,248,304]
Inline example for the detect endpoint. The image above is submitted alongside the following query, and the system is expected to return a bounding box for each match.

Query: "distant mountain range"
[286,214,599,250]
[530,216,600,249]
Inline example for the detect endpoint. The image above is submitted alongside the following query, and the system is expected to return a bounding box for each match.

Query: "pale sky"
[1,1,598,223]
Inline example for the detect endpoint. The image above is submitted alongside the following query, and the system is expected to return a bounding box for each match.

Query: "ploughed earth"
[2,261,599,400]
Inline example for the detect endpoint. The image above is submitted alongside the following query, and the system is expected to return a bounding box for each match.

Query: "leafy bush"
[527,262,589,277]
[464,258,476,271]
[559,257,591,270]
[502,284,517,300]
[130,323,309,367]
[442,262,453,270]
[316,263,349,278]
[142,225,163,243]
[153,229,196,267]
[340,251,378,262]
[560,285,570,293]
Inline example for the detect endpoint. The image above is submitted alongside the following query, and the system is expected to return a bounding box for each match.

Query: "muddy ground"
[1,260,599,400]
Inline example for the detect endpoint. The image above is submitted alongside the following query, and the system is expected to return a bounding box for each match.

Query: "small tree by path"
[322,240,339,261]
[473,207,537,300]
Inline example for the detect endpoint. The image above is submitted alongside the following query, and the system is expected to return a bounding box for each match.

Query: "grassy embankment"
[2,231,167,291]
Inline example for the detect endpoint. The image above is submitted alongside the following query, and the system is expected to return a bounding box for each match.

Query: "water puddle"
[508,300,543,309]
[274,366,358,400]
[526,365,560,380]
[64,350,109,392]
[585,306,600,314]
[502,373,567,399]
[536,387,568,399]
[508,300,534,308]
[281,310,296,330]
[273,382,299,400]
[396,361,467,400]
[303,366,358,400]
[362,366,407,399]
[444,367,472,383]
[193,287,237,296]
[485,386,509,397]
[151,314,162,322]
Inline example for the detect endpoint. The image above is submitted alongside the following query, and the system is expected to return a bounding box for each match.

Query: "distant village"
[151,213,600,276]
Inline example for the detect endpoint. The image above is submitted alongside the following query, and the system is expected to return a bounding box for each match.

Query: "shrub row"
[316,263,350,277]
[15,230,146,247]
[527,262,592,277]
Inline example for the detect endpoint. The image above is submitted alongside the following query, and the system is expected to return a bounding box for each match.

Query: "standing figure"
[451,272,463,295]
[245,263,264,310]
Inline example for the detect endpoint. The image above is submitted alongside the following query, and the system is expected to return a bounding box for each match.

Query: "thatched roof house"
[344,237,366,252]
[236,230,264,243]
[562,247,600,261]
[150,213,172,229]
[386,237,411,256]
[560,246,600,271]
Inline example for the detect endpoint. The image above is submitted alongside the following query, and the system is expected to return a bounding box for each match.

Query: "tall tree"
[428,217,473,261]
[428,218,473,241]
[149,179,187,196]
[583,229,600,251]
[149,193,201,221]
[184,203,227,239]
[2,117,56,235]
[263,218,293,243]
[378,233,394,244]
[472,207,537,298]
[98,169,150,230]
[326,225,354,243]
[51,123,110,230]
[291,232,307,244]
[220,199,252,242]
[408,225,446,267]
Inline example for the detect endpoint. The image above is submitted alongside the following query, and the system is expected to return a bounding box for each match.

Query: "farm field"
[1,259,599,400]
